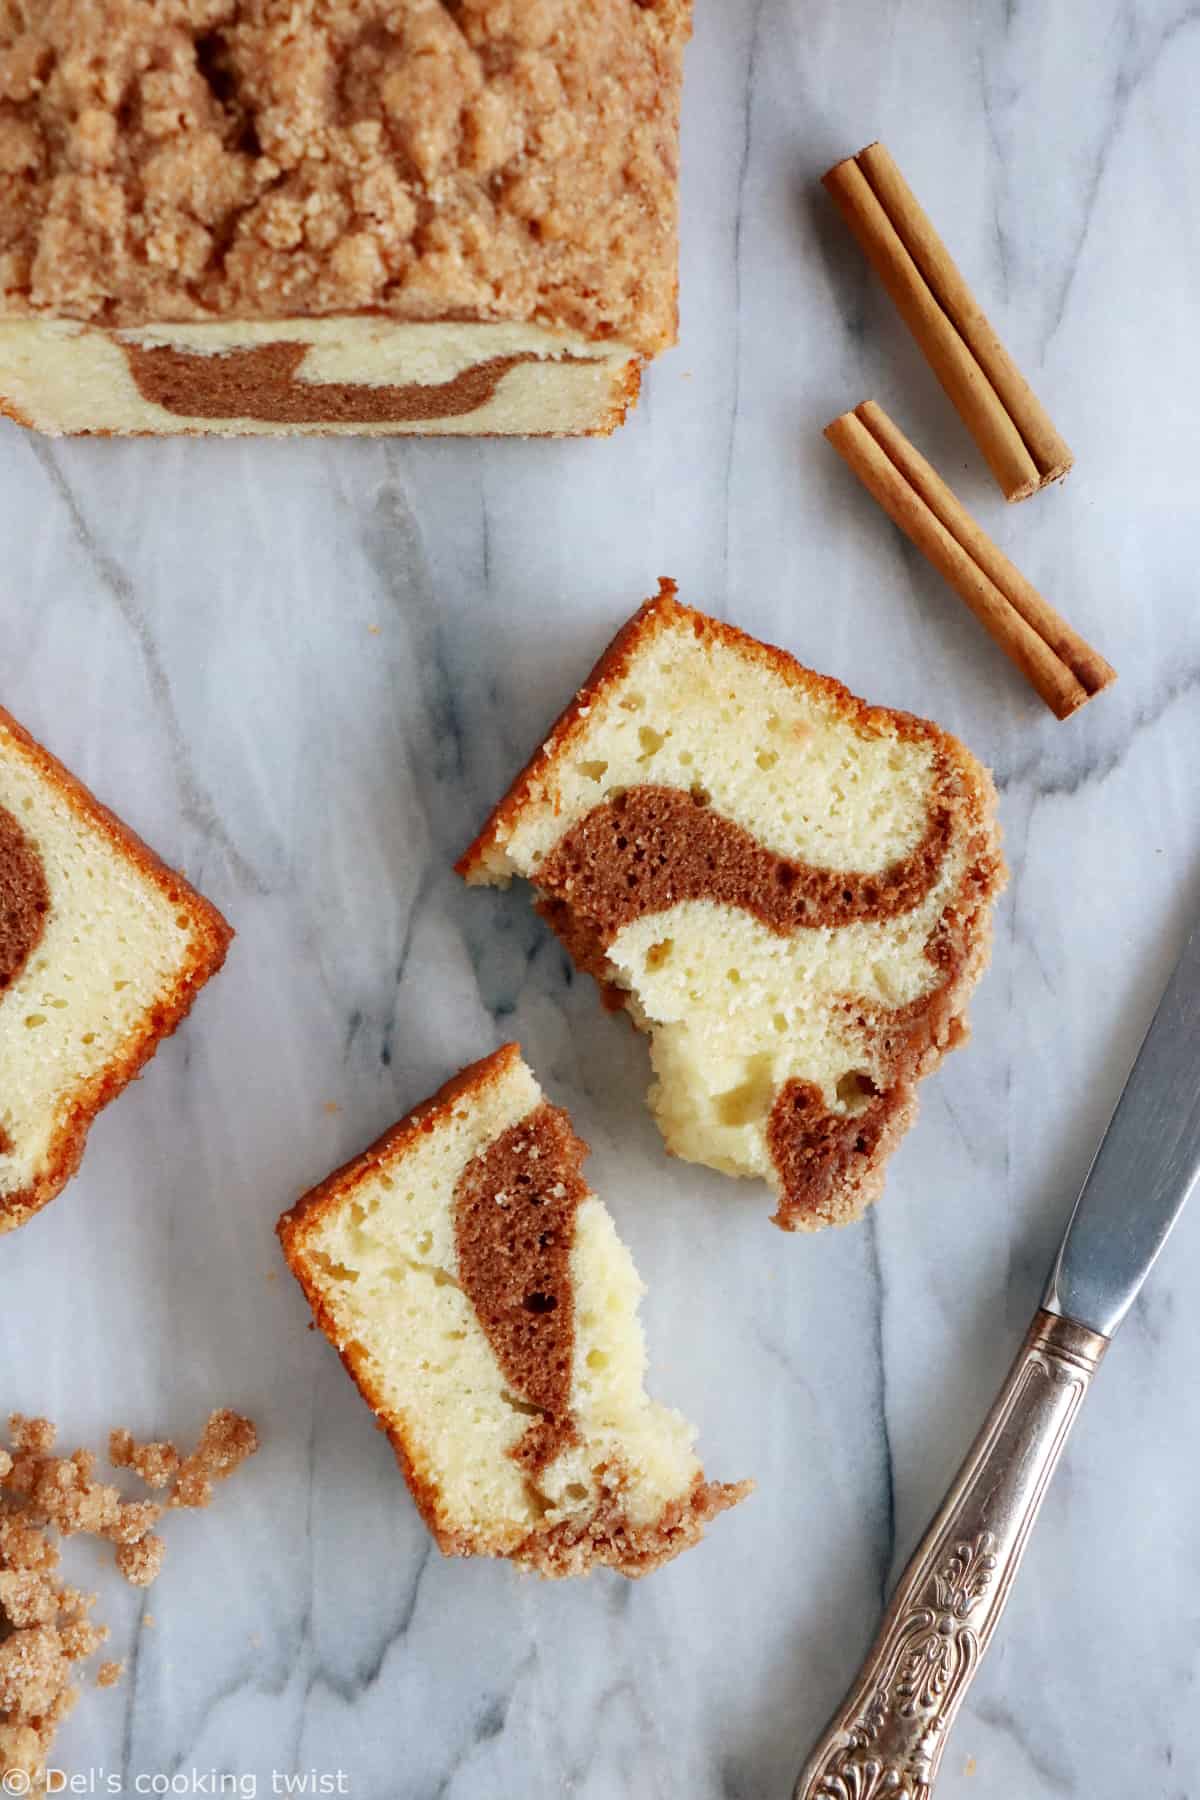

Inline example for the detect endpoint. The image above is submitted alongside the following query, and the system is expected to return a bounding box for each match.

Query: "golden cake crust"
[458,579,983,878]
[0,705,233,1233]
[277,1045,530,1552]
[0,0,690,356]
[278,1043,524,1253]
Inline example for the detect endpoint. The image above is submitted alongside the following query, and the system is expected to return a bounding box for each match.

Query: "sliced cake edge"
[0,705,233,1233]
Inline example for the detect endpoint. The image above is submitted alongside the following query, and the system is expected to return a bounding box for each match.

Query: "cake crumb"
[109,1431,180,1492]
[107,1501,163,1547]
[0,1409,257,1790]
[114,1536,165,1589]
[324,1101,341,1114]
[169,1411,259,1511]
[9,1416,56,1456]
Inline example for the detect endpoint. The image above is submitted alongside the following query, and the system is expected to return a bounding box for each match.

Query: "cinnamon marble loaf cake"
[278,1045,749,1576]
[0,705,231,1233]
[459,584,1006,1231]
[0,0,690,438]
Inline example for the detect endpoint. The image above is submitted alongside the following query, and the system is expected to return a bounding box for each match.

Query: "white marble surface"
[4,2,1200,1795]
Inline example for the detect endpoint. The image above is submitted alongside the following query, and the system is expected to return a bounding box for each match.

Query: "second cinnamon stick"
[825,401,1114,719]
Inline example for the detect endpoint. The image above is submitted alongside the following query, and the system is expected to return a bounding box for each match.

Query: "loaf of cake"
[459,584,1006,1231]
[0,0,690,438]
[277,1044,748,1576]
[0,706,231,1232]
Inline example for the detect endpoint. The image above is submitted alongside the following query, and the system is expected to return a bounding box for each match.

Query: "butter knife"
[794,913,1200,1800]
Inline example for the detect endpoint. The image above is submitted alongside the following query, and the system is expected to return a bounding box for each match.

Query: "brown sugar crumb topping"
[512,1459,752,1579]
[453,1101,590,1474]
[107,1431,179,1491]
[0,0,690,352]
[113,1535,165,1587]
[0,802,50,995]
[168,1408,259,1509]
[533,776,956,951]
[0,1409,257,1791]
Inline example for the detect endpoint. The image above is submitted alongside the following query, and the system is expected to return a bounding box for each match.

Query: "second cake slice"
[278,1045,748,1577]
[459,584,1006,1231]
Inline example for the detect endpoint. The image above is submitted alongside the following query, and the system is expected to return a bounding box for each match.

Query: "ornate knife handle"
[793,1310,1108,1800]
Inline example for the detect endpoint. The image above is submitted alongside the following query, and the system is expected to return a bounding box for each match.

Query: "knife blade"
[1044,913,1200,1336]
[795,909,1200,1800]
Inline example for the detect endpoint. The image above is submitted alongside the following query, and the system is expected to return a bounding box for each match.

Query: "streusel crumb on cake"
[0,0,689,353]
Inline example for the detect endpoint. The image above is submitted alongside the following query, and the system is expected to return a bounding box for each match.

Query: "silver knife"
[794,913,1200,1800]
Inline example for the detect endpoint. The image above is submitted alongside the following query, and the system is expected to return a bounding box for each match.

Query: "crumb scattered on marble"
[109,1430,180,1491]
[964,1755,977,1776]
[1,1409,257,1790]
[167,1410,258,1512]
[324,1101,341,1114]
[367,625,381,636]
[114,1535,165,1588]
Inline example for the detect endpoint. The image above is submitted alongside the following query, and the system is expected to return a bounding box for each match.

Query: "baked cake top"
[0,0,689,351]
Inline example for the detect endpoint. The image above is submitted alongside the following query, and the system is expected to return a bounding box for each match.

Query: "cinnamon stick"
[824,143,1073,503]
[825,401,1115,719]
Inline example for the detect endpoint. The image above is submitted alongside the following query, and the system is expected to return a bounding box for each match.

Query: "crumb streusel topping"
[0,1410,257,1791]
[0,0,689,351]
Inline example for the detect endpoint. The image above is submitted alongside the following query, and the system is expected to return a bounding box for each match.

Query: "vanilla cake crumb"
[0,1409,257,1790]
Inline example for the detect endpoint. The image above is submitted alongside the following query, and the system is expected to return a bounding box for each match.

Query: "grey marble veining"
[4,2,1200,1796]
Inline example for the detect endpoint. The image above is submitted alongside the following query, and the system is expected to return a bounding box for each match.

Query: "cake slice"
[277,1045,749,1576]
[0,0,690,438]
[0,706,232,1233]
[458,583,1006,1231]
